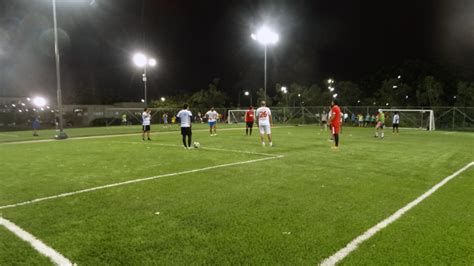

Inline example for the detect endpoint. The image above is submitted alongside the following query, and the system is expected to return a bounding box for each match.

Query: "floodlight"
[252,26,279,45]
[398,75,401,79]
[133,53,147,67]
[357,100,361,103]
[328,79,334,84]
[33,97,47,107]
[386,103,389,106]
[393,85,398,88]
[21,103,26,106]
[298,94,301,97]
[18,110,23,113]
[148,58,157,67]
[160,97,166,102]
[405,95,409,99]
[26,97,31,101]
[333,93,338,98]
[11,104,16,107]
[244,91,249,96]
[281,86,287,92]
[141,99,145,103]
[453,95,457,99]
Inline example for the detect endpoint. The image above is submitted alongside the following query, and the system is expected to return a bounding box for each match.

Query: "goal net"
[228,109,255,124]
[380,109,435,131]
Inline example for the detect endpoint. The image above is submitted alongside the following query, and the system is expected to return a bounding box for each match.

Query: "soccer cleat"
[262,142,266,147]
[147,138,152,141]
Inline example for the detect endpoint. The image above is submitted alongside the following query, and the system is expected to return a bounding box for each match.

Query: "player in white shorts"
[256,101,273,147]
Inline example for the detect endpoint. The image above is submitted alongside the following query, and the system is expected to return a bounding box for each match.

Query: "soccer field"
[0,125,473,265]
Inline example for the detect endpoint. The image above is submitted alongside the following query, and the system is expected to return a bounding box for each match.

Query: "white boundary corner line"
[0,217,73,266]
[1,126,294,145]
[319,161,474,266]
[0,155,283,210]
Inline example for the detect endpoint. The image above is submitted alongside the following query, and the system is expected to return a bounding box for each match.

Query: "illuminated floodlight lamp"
[281,86,287,94]
[393,85,398,88]
[329,87,335,92]
[333,93,338,98]
[406,95,409,99]
[21,103,26,106]
[244,91,249,96]
[453,95,457,99]
[133,53,147,67]
[298,93,301,97]
[160,97,166,102]
[11,104,16,107]
[148,58,157,67]
[140,99,145,103]
[328,79,334,84]
[26,97,31,101]
[357,100,361,103]
[397,75,401,79]
[386,103,389,106]
[251,26,279,45]
[33,96,47,107]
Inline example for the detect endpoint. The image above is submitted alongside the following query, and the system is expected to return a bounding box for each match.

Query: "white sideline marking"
[0,155,283,210]
[0,217,73,266]
[319,161,474,266]
[1,126,293,145]
[0,133,19,138]
[114,141,280,157]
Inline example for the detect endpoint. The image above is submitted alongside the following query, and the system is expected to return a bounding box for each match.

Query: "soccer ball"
[193,142,201,148]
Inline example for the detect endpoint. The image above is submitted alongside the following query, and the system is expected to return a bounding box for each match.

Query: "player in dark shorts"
[244,106,255,136]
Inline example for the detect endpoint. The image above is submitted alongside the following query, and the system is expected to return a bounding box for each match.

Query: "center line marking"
[319,161,474,266]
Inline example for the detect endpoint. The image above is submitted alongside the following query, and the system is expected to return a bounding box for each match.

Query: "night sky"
[0,0,473,104]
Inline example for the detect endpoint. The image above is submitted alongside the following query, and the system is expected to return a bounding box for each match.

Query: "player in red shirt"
[244,106,255,136]
[329,100,341,149]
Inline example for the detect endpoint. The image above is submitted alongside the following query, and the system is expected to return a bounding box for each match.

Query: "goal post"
[380,109,435,131]
[228,109,256,124]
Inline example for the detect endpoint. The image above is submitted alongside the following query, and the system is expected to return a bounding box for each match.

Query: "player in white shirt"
[205,107,219,136]
[256,101,273,147]
[392,111,400,134]
[142,108,152,141]
[177,104,193,149]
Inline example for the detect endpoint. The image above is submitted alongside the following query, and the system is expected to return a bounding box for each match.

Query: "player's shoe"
[262,142,265,147]
[147,138,152,141]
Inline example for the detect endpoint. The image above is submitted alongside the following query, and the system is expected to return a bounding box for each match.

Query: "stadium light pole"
[251,26,279,102]
[52,0,68,139]
[133,53,156,107]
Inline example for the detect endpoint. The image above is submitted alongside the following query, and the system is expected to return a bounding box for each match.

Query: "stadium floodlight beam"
[393,85,398,88]
[133,52,157,106]
[33,96,47,107]
[251,26,279,101]
[160,97,166,102]
[52,0,68,139]
[333,93,338,98]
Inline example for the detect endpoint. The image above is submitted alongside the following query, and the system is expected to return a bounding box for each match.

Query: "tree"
[336,81,362,106]
[189,78,228,109]
[456,81,474,107]
[418,76,444,106]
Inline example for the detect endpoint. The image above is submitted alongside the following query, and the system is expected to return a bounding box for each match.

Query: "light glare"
[148,58,157,67]
[33,97,47,107]
[252,26,279,45]
[133,53,147,67]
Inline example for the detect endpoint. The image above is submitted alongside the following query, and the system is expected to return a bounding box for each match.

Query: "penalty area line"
[319,161,474,266]
[0,155,283,210]
[0,217,73,266]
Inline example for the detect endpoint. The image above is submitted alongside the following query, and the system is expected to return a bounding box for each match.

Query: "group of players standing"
[141,100,401,150]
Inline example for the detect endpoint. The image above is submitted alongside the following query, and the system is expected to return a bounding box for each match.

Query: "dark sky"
[0,0,473,103]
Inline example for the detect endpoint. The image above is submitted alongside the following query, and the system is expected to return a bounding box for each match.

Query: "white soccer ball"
[193,142,201,148]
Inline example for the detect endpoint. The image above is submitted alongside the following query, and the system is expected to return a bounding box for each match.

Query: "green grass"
[0,125,473,265]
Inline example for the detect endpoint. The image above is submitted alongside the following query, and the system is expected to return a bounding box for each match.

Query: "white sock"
[262,142,265,146]
[375,132,379,137]
[381,132,384,138]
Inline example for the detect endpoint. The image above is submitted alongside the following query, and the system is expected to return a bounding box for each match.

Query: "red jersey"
[331,105,341,127]
[245,110,254,122]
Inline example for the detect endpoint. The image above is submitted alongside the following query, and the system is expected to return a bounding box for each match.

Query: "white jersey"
[177,109,193,127]
[142,112,151,126]
[256,107,271,126]
[206,110,218,122]
[393,114,400,124]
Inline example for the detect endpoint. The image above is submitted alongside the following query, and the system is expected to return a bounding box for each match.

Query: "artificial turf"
[0,125,472,265]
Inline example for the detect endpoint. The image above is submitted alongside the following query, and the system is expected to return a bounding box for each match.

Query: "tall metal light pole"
[133,53,156,106]
[52,0,67,139]
[251,26,279,102]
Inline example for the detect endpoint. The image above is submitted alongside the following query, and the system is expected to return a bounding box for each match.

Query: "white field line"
[319,161,474,266]
[0,155,283,210]
[114,141,280,158]
[0,133,19,138]
[0,217,73,266]
[1,126,293,145]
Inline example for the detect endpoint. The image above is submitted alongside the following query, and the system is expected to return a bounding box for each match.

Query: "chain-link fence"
[1,105,473,131]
